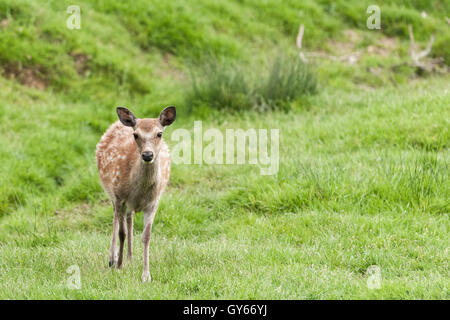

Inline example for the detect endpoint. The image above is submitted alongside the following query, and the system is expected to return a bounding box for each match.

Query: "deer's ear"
[117,107,137,127]
[159,106,176,127]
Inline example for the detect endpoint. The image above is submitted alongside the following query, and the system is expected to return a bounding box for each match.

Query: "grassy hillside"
[0,0,448,299]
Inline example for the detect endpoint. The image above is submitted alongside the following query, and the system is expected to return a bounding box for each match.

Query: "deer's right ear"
[117,107,137,127]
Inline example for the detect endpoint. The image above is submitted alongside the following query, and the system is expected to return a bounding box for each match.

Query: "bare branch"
[296,24,304,49]
[408,24,417,61]
[416,34,434,60]
[299,52,308,63]
[408,24,434,68]
[296,24,308,63]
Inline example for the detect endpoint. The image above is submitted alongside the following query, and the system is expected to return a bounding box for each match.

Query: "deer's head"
[116,106,176,163]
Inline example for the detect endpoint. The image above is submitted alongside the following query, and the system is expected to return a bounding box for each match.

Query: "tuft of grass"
[187,58,252,112]
[186,55,317,111]
[255,55,317,110]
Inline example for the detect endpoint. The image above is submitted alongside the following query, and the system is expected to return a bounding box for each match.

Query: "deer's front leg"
[109,203,119,268]
[126,212,134,260]
[142,203,158,283]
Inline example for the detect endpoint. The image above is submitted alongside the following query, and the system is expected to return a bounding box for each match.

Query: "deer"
[96,106,176,282]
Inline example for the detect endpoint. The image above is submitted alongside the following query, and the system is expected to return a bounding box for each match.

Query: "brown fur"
[96,107,175,282]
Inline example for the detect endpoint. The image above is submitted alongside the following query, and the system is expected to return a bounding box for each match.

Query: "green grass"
[0,76,448,299]
[0,0,449,299]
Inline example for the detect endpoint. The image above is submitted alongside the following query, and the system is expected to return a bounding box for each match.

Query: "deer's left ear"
[159,106,176,127]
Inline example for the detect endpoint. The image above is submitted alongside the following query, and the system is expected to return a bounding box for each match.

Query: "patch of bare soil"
[2,64,48,90]
[308,29,364,65]
[328,29,361,55]
[70,52,90,76]
[367,37,398,57]
[308,30,401,65]
[0,19,10,28]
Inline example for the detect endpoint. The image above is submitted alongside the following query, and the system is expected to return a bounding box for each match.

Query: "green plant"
[187,59,252,111]
[255,55,317,110]
[186,55,317,111]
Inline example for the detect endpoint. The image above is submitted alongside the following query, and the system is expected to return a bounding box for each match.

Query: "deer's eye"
[157,132,163,138]
[133,133,139,140]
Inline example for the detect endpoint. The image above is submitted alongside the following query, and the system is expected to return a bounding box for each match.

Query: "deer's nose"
[142,151,154,162]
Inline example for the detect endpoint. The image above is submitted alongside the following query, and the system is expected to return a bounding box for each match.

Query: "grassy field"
[0,0,449,299]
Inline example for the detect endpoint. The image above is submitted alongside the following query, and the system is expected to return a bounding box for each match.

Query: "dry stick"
[296,24,308,63]
[392,24,441,73]
[408,24,435,69]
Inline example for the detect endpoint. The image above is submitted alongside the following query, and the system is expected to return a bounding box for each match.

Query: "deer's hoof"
[142,271,151,283]
[109,251,119,268]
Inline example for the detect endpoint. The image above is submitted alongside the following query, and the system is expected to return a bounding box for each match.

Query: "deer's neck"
[132,157,160,187]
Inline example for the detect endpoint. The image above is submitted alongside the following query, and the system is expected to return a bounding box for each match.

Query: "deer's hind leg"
[110,201,126,269]
[117,213,127,269]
